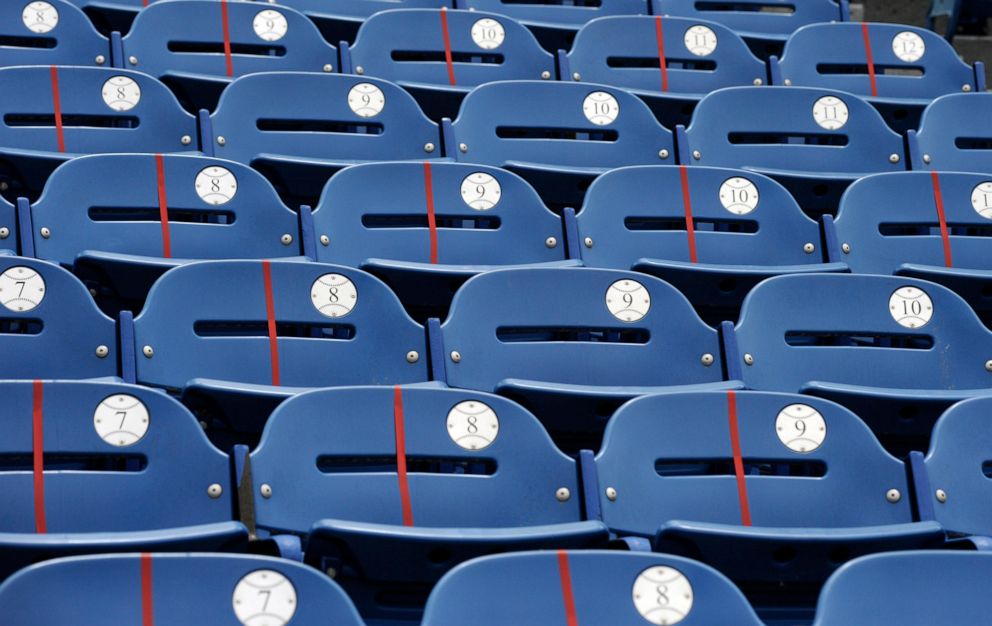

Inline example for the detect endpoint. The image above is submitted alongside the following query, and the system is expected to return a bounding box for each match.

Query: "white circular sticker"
[775,404,826,453]
[311,274,357,318]
[606,279,651,323]
[812,96,848,131]
[93,394,150,447]
[583,91,620,126]
[460,172,501,210]
[348,83,385,118]
[0,266,46,312]
[102,76,141,112]
[719,177,759,215]
[892,31,925,63]
[632,566,694,625]
[232,570,297,626]
[195,166,238,205]
[683,25,718,57]
[446,400,499,450]
[471,18,505,50]
[971,182,992,219]
[889,286,934,328]
[23,1,58,34]
[253,9,288,42]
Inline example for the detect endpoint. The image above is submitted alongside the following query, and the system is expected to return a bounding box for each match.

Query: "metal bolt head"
[658,148,670,160]
[889,154,901,164]
[260,484,273,498]
[40,227,51,239]
[280,233,293,245]
[0,227,9,239]
[572,72,581,81]
[784,79,792,86]
[207,483,223,498]
[0,182,7,191]
[142,345,154,358]
[95,345,109,358]
[323,64,333,73]
[320,234,330,246]
[424,142,436,153]
[406,350,419,363]
[583,237,593,248]
[450,350,462,363]
[217,136,226,146]
[128,55,138,65]
[743,353,754,366]
[180,135,192,145]
[923,154,932,164]
[325,567,338,578]
[803,242,815,254]
[355,66,365,75]
[605,487,617,501]
[936,488,948,503]
[985,360,992,372]
[545,236,558,248]
[753,78,763,85]
[885,488,901,503]
[459,143,468,153]
[541,70,551,80]
[963,84,973,92]
[95,55,106,65]
[555,487,571,502]
[841,243,851,254]
[700,353,714,366]
[692,150,701,160]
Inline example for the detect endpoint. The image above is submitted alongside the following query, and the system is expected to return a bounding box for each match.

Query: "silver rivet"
[842,243,851,254]
[886,488,901,503]
[180,135,192,145]
[963,84,973,92]
[889,154,900,164]
[424,142,436,153]
[217,136,226,146]
[753,78,763,85]
[692,150,701,160]
[572,72,581,81]
[128,55,138,65]
[0,227,9,239]
[207,483,223,498]
[89,288,98,297]
[40,227,51,239]
[323,64,333,73]
[459,143,468,153]
[985,360,992,372]
[583,237,593,248]
[142,345,154,358]
[605,487,617,501]
[700,353,714,366]
[280,233,293,245]
[450,351,462,363]
[260,484,272,498]
[784,78,793,86]
[95,345,109,358]
[320,234,330,246]
[406,350,419,363]
[658,149,670,160]
[95,55,106,65]
[803,242,815,254]
[355,66,365,75]
[936,489,948,503]
[541,70,551,80]
[0,182,7,191]
[923,154,932,164]
[545,236,558,248]
[555,487,571,502]
[744,353,754,366]
[325,567,337,578]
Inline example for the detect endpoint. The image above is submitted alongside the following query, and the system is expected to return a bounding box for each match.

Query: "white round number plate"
[889,286,934,329]
[606,279,651,323]
[253,9,288,42]
[719,177,759,215]
[461,172,501,210]
[195,166,238,205]
[93,394,150,447]
[683,25,718,57]
[311,274,357,318]
[775,404,826,453]
[812,96,848,131]
[892,31,925,63]
[471,18,505,50]
[23,1,58,34]
[232,570,297,626]
[102,76,141,112]
[0,266,46,312]
[632,566,694,625]
[348,83,385,118]
[583,91,620,126]
[447,400,499,450]
[971,182,992,219]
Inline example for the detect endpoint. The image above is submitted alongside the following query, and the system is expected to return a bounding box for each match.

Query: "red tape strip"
[556,550,579,626]
[423,162,439,264]
[48,66,64,153]
[655,16,669,93]
[861,22,878,97]
[32,380,46,534]
[439,7,456,86]
[726,390,752,526]
[221,0,233,78]
[154,154,172,259]
[393,386,414,526]
[679,165,699,263]
[141,553,154,626]
[261,261,281,386]
[930,171,953,268]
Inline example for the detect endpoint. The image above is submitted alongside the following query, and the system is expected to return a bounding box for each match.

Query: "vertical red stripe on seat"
[679,166,698,263]
[261,261,281,386]
[930,171,953,268]
[423,162,439,264]
[49,66,64,153]
[556,550,579,626]
[655,17,669,93]
[220,0,234,77]
[32,380,46,534]
[393,386,414,526]
[861,22,878,97]
[726,390,752,526]
[141,553,154,626]
[439,7,456,86]
[154,154,172,258]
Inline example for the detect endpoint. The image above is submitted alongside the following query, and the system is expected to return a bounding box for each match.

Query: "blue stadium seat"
[132,260,428,430]
[0,0,109,67]
[0,66,198,198]
[682,86,906,217]
[732,273,992,453]
[0,257,117,379]
[438,267,738,448]
[208,72,441,204]
[422,551,764,626]
[0,196,14,254]
[261,0,448,45]
[813,551,992,625]
[27,154,303,304]
[248,385,608,620]
[0,553,364,625]
[122,1,338,111]
[595,391,942,616]
[448,80,674,209]
[773,23,983,132]
[830,171,992,326]
[343,9,555,119]
[909,92,992,172]
[564,16,767,127]
[573,165,846,323]
[0,380,249,579]
[312,161,575,319]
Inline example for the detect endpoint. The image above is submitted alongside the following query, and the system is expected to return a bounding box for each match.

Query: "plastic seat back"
[349,9,554,88]
[457,0,646,27]
[0,0,108,67]
[31,154,301,265]
[261,0,446,22]
[597,391,913,537]
[567,16,766,96]
[440,267,724,391]
[123,1,337,82]
[653,0,845,38]
[422,551,764,626]
[0,381,234,533]
[133,260,427,390]
[0,257,116,378]
[0,553,366,626]
[913,92,992,172]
